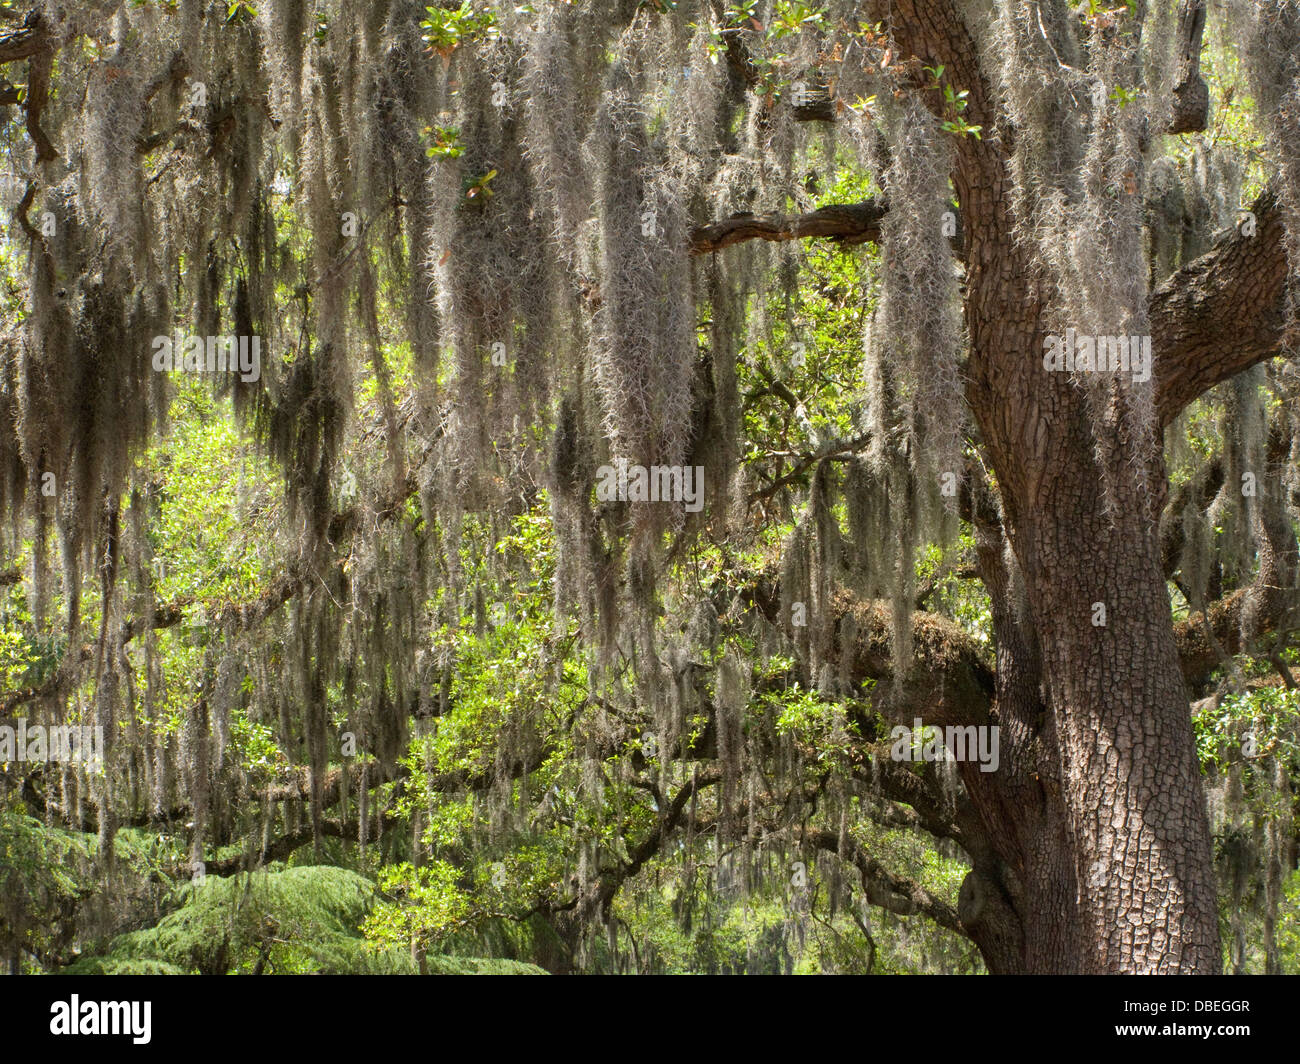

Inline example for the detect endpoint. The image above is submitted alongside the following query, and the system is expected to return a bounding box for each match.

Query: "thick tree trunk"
[1001,451,1220,972]
[954,447,1221,971]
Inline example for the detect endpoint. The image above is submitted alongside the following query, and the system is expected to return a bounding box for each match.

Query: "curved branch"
[191,815,386,878]
[0,13,57,161]
[1153,188,1294,427]
[805,827,965,933]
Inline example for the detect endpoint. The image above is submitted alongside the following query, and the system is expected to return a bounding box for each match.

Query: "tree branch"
[832,592,996,728]
[0,11,44,63]
[2,12,57,162]
[1153,188,1294,428]
[1168,0,1209,135]
[805,827,965,933]
[689,200,887,256]
[589,771,723,919]
[192,815,387,878]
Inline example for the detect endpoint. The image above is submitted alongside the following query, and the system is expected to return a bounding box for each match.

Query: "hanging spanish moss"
[866,95,965,484]
[586,63,695,503]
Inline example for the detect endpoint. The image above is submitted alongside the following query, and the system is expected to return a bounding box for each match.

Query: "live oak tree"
[0,0,1297,974]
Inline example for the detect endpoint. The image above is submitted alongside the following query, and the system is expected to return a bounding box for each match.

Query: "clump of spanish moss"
[1146,145,1243,285]
[77,62,147,275]
[586,64,695,494]
[864,95,965,483]
[521,4,590,267]
[1228,1,1300,336]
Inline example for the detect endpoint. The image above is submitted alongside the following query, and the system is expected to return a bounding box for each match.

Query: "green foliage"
[79,866,386,974]
[1163,17,1269,200]
[1194,685,1300,770]
[769,685,860,766]
[0,812,97,960]
[736,155,876,474]
[1109,86,1138,109]
[723,1,761,28]
[766,2,828,39]
[915,538,991,648]
[1280,870,1300,971]
[66,957,190,974]
[424,124,466,160]
[363,860,472,953]
[2,0,1296,981]
[0,622,37,690]
[64,865,545,975]
[420,3,498,56]
[1080,1,1137,23]
[146,380,278,608]
[0,814,191,969]
[463,168,498,202]
[225,2,257,25]
[925,67,982,139]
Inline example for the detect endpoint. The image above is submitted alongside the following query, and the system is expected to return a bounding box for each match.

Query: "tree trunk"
[941,9,1224,961]
[1002,446,1219,972]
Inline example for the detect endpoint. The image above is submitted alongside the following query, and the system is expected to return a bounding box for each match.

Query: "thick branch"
[1153,188,1293,427]
[1175,589,1257,689]
[1175,583,1298,691]
[719,27,836,122]
[805,828,965,933]
[689,200,886,256]
[832,592,996,728]
[0,12,57,162]
[0,11,43,63]
[193,816,386,878]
